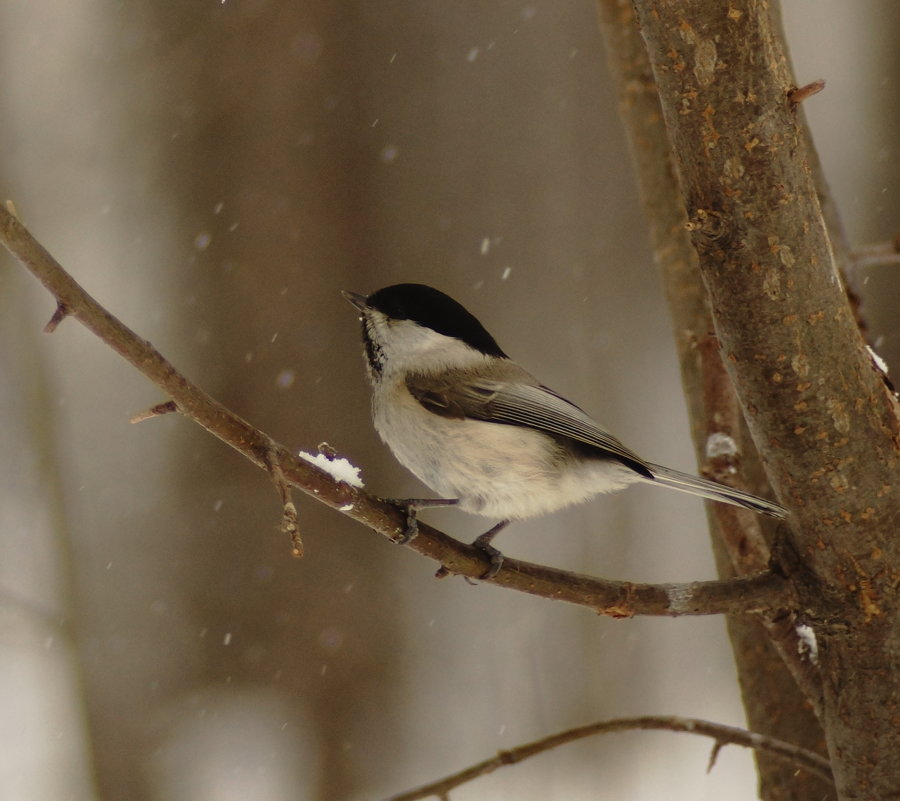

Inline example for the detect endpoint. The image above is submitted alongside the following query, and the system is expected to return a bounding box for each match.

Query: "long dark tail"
[644,463,787,518]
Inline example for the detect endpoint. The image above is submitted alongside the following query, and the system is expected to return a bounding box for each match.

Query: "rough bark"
[595,4,834,798]
[630,2,900,798]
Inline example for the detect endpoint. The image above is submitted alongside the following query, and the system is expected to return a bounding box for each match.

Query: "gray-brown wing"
[406,373,652,477]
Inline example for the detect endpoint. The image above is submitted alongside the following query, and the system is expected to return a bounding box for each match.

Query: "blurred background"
[0,1,897,799]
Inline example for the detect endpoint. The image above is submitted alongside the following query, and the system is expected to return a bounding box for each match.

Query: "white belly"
[372,382,638,520]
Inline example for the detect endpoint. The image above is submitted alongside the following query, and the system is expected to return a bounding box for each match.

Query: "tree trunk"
[628,1,900,798]
[595,3,832,798]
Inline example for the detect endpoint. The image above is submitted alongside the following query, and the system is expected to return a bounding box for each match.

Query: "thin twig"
[130,400,178,423]
[850,239,900,271]
[0,204,791,617]
[43,301,71,333]
[381,715,833,801]
[264,442,303,557]
[788,79,825,105]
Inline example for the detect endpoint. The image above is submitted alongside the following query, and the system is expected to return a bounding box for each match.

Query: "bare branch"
[382,715,833,801]
[850,239,900,271]
[0,203,792,618]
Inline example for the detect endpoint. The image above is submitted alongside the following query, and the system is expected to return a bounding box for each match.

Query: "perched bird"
[344,283,786,577]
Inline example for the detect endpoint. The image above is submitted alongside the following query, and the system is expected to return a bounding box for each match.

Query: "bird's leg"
[386,498,459,544]
[472,520,510,580]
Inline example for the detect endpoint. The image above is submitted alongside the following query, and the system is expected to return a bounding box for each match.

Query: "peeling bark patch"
[665,584,697,614]
[762,268,782,299]
[791,354,810,377]
[677,19,698,45]
[723,155,745,179]
[826,398,851,434]
[857,581,883,621]
[701,104,720,151]
[669,47,687,75]
[777,245,796,268]
[693,38,718,86]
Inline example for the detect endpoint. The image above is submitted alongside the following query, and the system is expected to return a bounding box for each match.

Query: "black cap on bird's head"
[343,283,508,359]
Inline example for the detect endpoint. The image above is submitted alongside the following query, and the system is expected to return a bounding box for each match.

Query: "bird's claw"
[473,539,504,580]
[472,520,509,580]
[384,498,459,546]
[398,505,419,545]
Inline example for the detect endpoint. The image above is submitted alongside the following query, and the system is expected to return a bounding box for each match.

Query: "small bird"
[344,283,786,577]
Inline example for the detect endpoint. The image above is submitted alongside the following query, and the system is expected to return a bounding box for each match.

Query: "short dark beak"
[341,290,368,312]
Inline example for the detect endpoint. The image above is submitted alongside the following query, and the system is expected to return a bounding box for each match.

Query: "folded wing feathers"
[486,384,654,477]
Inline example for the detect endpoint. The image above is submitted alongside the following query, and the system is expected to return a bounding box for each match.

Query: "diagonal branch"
[381,715,834,801]
[0,203,792,617]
